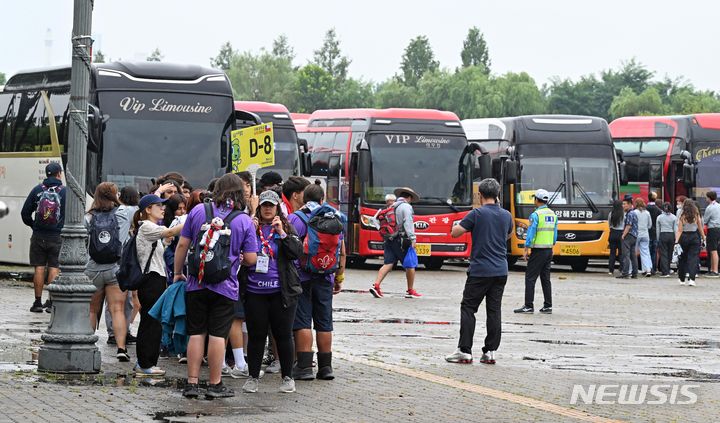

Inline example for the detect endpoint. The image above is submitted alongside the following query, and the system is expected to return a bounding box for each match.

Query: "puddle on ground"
[551,364,720,382]
[529,339,586,346]
[342,332,453,340]
[33,372,203,389]
[678,340,720,349]
[333,308,361,313]
[335,318,456,325]
[0,362,37,372]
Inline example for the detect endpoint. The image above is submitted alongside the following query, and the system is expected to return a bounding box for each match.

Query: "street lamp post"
[37,0,100,373]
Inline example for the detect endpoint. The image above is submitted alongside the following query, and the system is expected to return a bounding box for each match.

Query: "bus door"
[649,161,664,199]
[327,153,351,246]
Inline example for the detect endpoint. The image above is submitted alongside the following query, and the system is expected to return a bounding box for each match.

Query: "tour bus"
[463,116,624,271]
[301,108,475,269]
[233,101,311,179]
[0,61,238,264]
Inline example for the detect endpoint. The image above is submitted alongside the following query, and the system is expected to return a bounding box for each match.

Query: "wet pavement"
[0,262,718,422]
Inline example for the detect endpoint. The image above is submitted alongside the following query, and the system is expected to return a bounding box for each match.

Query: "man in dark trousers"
[445,179,512,365]
[21,162,66,313]
[514,189,557,314]
[646,192,662,275]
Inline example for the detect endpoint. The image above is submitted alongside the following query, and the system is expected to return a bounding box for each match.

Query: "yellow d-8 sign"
[231,122,275,172]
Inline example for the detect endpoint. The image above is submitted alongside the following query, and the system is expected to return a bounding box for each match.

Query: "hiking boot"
[116,348,130,362]
[125,333,137,345]
[42,299,52,313]
[480,351,496,364]
[242,377,259,393]
[316,352,334,380]
[405,289,422,298]
[279,376,296,393]
[30,300,44,313]
[445,348,473,364]
[369,284,384,298]
[539,307,552,314]
[293,352,315,381]
[182,383,200,399]
[514,306,533,314]
[206,382,234,399]
[265,360,281,374]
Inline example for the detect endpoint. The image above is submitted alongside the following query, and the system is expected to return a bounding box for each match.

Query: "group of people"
[22,165,348,399]
[609,191,720,286]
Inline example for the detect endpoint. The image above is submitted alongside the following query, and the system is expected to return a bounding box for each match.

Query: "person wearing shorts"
[21,163,66,313]
[174,173,257,399]
[703,191,720,277]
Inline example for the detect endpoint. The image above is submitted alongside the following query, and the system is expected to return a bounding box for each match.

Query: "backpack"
[88,210,122,264]
[116,232,157,292]
[294,204,346,274]
[187,202,243,285]
[35,184,63,227]
[376,204,399,240]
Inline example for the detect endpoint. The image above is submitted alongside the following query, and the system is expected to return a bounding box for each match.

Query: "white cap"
[534,189,550,202]
[385,193,397,202]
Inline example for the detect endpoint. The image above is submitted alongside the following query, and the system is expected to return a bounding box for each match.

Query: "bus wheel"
[570,259,589,272]
[424,258,444,270]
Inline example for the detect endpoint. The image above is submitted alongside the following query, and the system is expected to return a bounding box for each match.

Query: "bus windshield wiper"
[421,197,460,213]
[572,181,599,214]
[548,181,565,205]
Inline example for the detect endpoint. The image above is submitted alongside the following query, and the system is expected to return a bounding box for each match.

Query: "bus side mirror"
[298,138,309,153]
[504,160,518,184]
[477,154,492,180]
[301,152,312,177]
[359,149,371,183]
[619,161,629,186]
[683,162,695,187]
[87,104,102,153]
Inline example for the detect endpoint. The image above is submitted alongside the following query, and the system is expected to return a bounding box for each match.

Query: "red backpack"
[376,204,399,240]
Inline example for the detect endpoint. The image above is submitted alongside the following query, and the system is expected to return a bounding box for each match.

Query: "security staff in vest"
[514,189,557,314]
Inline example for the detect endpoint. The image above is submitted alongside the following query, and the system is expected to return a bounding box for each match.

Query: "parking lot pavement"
[0,261,718,422]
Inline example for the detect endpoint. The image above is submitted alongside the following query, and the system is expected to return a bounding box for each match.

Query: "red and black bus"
[298,108,475,269]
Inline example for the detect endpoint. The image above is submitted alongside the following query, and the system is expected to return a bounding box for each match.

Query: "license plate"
[415,243,432,256]
[560,244,581,256]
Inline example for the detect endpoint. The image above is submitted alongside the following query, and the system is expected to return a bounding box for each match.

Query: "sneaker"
[126,333,137,345]
[445,348,473,364]
[679,279,686,286]
[480,351,496,364]
[706,272,720,278]
[513,306,533,314]
[242,377,259,393]
[659,274,671,278]
[221,365,231,377]
[206,382,234,399]
[539,307,552,314]
[607,272,614,276]
[616,274,630,279]
[688,279,696,286]
[279,376,296,393]
[106,335,117,345]
[369,284,384,298]
[265,360,281,374]
[134,364,165,376]
[405,289,422,298]
[116,348,130,362]
[178,354,187,364]
[159,346,170,359]
[30,300,44,313]
[42,299,52,313]
[630,274,638,279]
[182,383,200,399]
[644,272,653,277]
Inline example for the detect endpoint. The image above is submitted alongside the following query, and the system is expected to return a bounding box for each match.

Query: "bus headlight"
[515,221,528,240]
[360,215,380,230]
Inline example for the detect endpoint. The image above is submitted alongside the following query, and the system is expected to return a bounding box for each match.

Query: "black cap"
[45,162,62,177]
[259,171,283,187]
[623,194,634,202]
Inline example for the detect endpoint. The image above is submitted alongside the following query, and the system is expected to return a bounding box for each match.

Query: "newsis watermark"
[570,384,699,405]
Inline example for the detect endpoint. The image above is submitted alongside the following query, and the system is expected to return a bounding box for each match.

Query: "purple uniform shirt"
[247,224,281,294]
[288,211,339,283]
[181,203,257,301]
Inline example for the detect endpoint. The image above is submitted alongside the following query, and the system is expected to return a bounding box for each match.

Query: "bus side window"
[311,132,335,176]
[47,91,71,155]
[333,133,349,155]
[0,93,17,152]
[9,92,49,153]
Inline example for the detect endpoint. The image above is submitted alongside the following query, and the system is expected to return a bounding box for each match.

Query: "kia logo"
[564,233,577,240]
[415,221,429,230]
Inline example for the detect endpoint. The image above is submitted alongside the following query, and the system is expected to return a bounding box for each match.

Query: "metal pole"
[38,0,100,373]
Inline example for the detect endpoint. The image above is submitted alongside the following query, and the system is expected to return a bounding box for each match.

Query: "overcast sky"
[3,0,719,92]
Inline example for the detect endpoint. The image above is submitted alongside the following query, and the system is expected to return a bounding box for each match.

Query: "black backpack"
[116,231,157,292]
[187,202,243,285]
[88,209,122,264]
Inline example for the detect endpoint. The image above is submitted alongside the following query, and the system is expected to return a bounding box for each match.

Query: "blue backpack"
[294,204,346,274]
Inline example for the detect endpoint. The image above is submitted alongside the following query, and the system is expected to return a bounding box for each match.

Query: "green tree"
[291,64,334,112]
[0,72,6,85]
[400,35,439,87]
[609,87,665,119]
[460,27,490,72]
[226,49,296,104]
[211,42,235,70]
[313,29,350,83]
[375,79,419,108]
[272,35,295,61]
[93,50,106,64]
[147,48,164,62]
[491,72,546,117]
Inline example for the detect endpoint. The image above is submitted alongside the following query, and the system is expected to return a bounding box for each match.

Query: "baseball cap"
[259,171,283,187]
[138,194,167,211]
[534,189,550,202]
[623,194,634,202]
[45,162,62,177]
[259,190,281,205]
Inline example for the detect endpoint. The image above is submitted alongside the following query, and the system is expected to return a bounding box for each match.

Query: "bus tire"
[570,259,589,272]
[424,258,444,270]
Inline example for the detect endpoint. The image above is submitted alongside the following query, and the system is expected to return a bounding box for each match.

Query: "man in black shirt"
[646,192,662,275]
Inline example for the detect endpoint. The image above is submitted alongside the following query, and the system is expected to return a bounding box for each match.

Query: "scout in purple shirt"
[246,223,282,294]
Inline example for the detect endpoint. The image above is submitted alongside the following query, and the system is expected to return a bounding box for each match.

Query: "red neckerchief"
[198,219,223,285]
[282,193,294,214]
[257,224,276,259]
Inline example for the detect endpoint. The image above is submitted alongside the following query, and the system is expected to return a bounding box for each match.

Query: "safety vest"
[531,207,556,248]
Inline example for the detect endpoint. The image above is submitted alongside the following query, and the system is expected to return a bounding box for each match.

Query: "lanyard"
[257,225,276,259]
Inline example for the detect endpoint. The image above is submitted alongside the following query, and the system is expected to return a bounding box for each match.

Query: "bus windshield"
[97,91,233,192]
[693,143,720,207]
[257,126,299,180]
[365,133,472,205]
[517,144,617,206]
